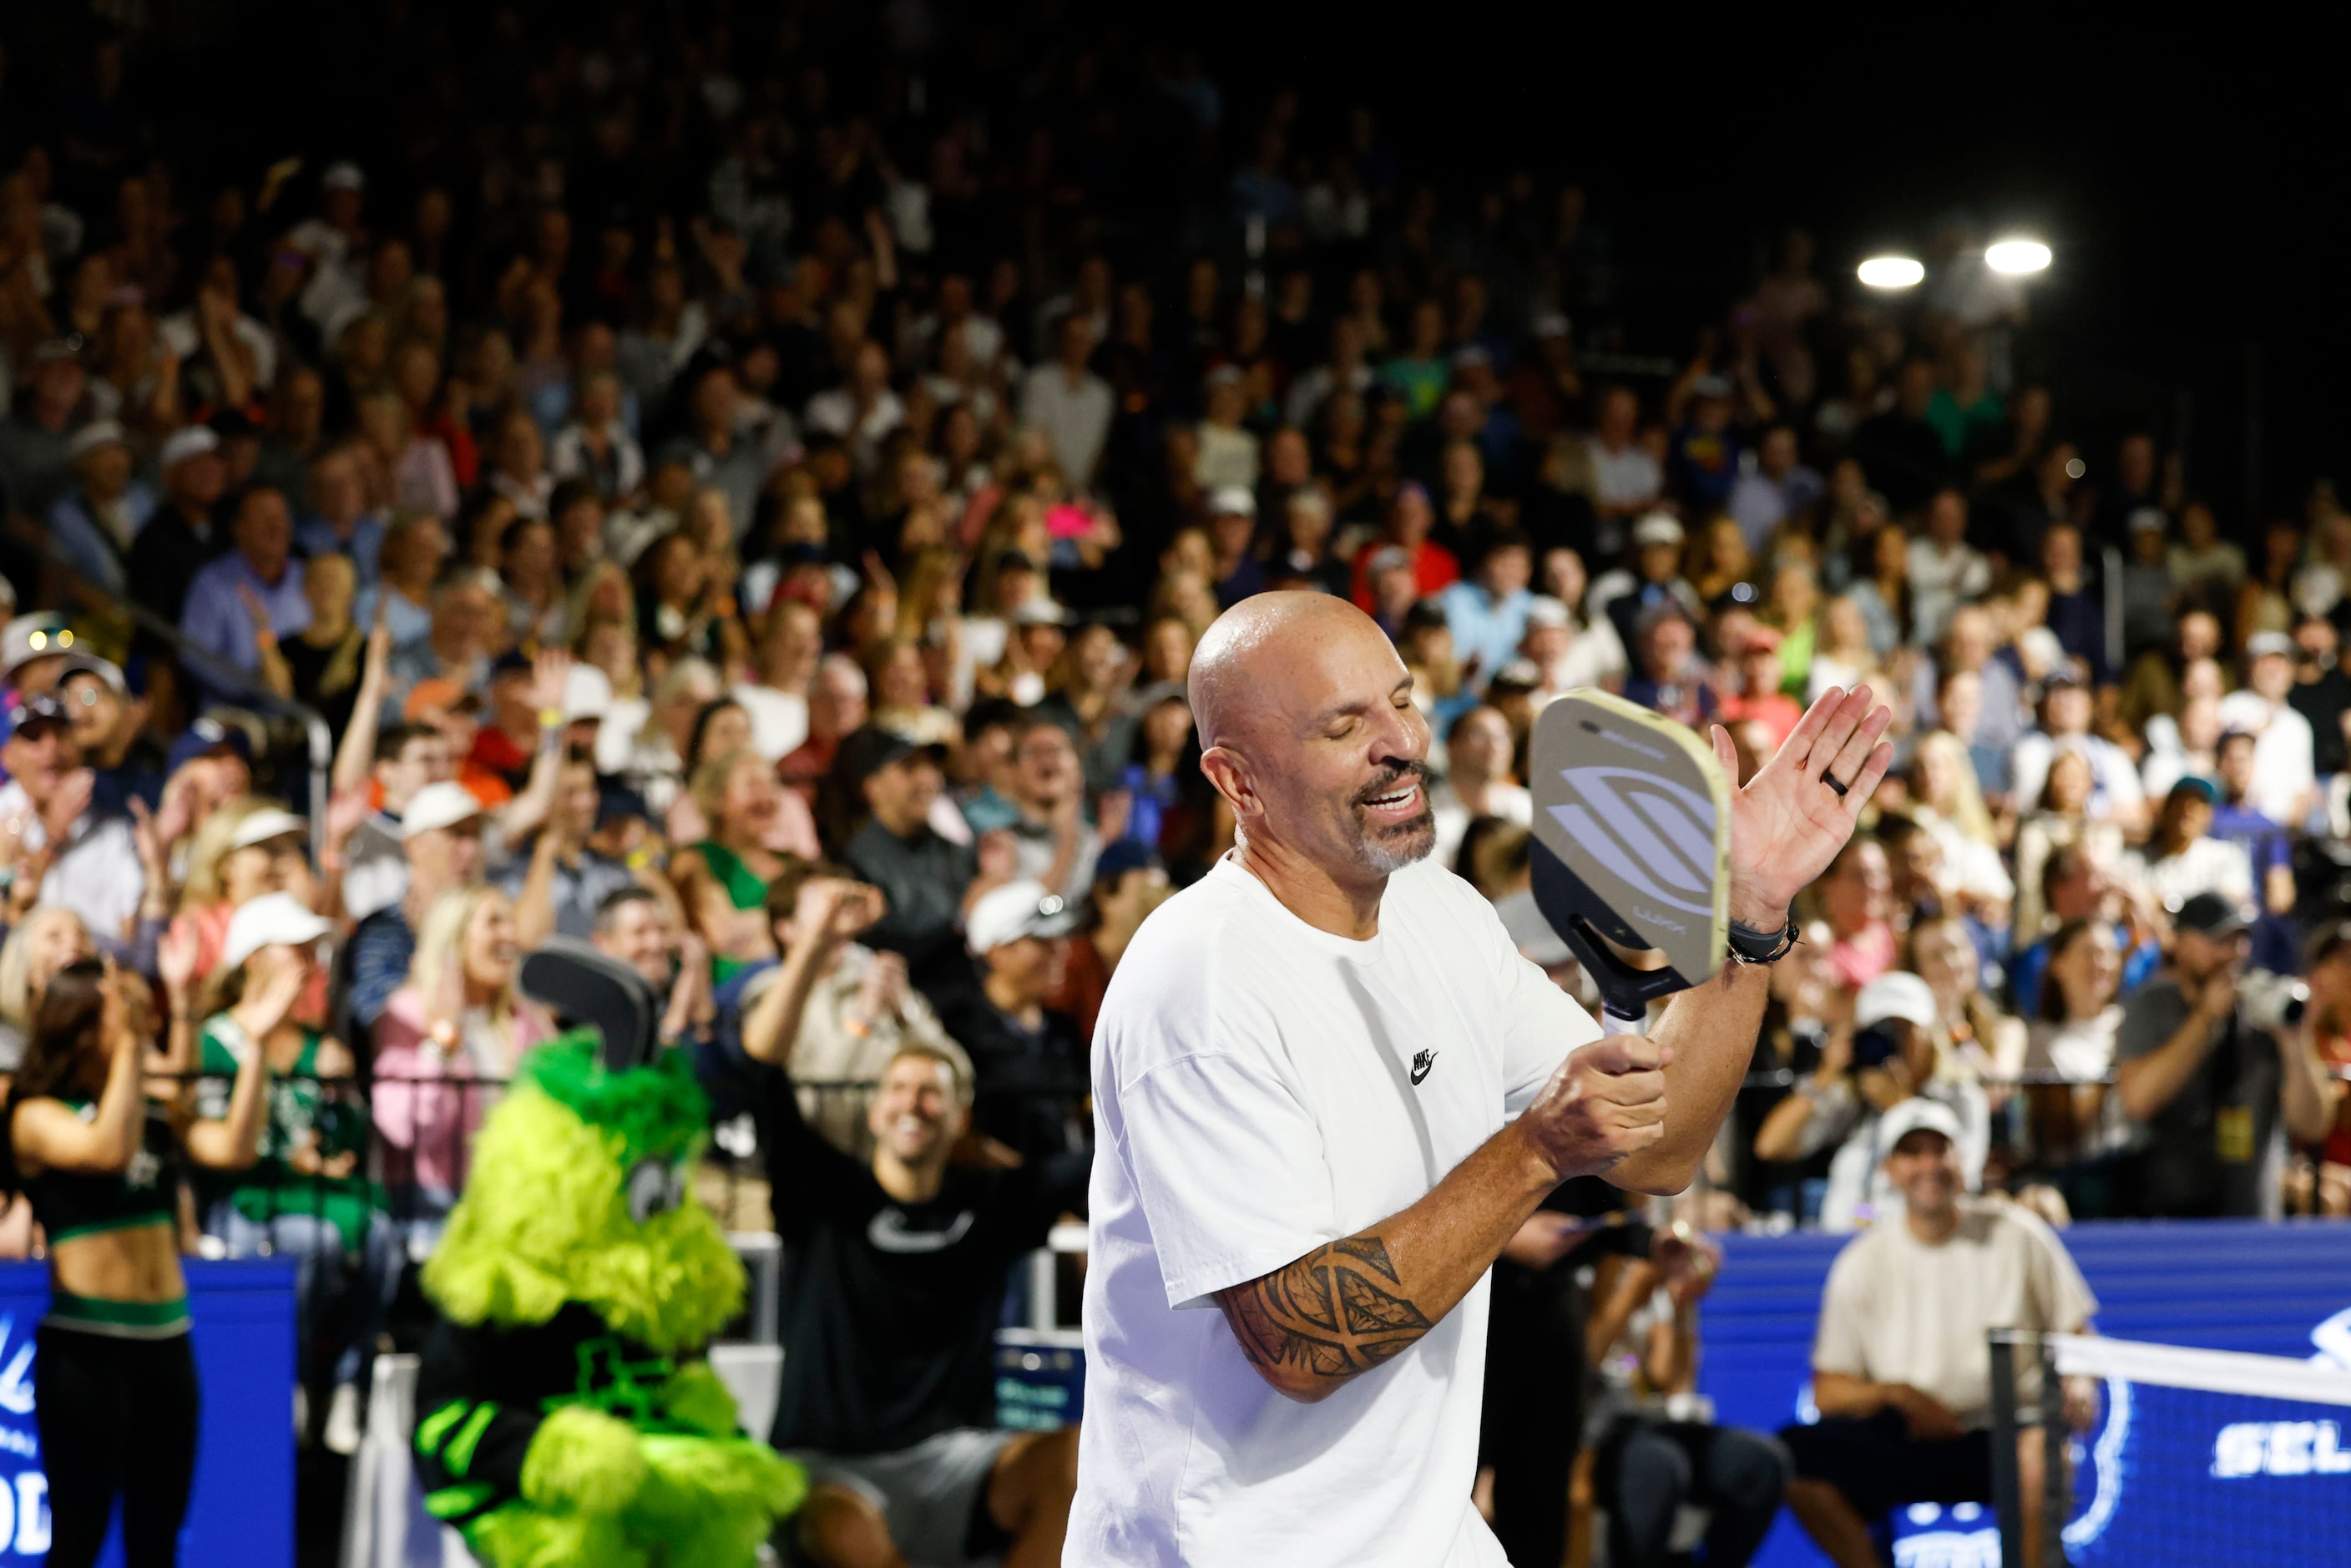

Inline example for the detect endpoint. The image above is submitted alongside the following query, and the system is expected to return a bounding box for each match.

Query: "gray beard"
[1355,807,1436,874]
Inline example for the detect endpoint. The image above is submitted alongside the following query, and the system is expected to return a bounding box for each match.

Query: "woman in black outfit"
[4,958,270,1567]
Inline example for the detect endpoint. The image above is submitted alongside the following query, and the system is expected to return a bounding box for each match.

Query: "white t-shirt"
[732,681,810,761]
[2216,690,2316,827]
[1812,1198,2097,1429]
[1069,854,1602,1566]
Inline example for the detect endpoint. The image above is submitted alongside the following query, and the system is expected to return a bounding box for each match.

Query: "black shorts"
[1777,1409,1993,1520]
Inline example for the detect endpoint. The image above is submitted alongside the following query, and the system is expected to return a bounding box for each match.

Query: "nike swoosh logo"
[1411,1052,1438,1086]
[867,1206,977,1254]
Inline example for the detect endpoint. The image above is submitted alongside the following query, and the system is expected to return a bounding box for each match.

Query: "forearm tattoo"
[1217,1235,1433,1383]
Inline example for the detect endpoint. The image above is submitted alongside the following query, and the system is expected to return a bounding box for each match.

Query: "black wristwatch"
[1726,914,1800,966]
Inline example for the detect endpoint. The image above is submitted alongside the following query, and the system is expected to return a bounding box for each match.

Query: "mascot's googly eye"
[626,1158,678,1223]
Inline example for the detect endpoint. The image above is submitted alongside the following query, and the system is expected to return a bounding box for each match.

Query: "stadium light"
[1857,255,1924,290]
[1984,238,2052,276]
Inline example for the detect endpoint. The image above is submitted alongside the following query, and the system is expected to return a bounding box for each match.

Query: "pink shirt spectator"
[371,986,557,1201]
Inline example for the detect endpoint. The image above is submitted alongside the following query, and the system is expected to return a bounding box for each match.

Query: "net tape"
[2044,1332,2351,1409]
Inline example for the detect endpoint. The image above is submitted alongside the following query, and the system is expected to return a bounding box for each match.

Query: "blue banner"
[0,1261,296,1568]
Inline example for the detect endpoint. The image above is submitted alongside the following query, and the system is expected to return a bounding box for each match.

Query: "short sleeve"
[1482,893,1604,1116]
[2115,984,2183,1064]
[1811,1243,1873,1378]
[1120,1053,1341,1309]
[2022,1216,2100,1333]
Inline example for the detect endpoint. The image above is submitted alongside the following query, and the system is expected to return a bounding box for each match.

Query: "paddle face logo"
[1543,764,1720,919]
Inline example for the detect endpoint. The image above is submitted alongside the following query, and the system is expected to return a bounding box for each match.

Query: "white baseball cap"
[1524,594,1572,630]
[966,880,1079,955]
[1876,1096,1968,1158]
[563,663,613,722]
[220,893,333,974]
[0,613,75,677]
[1856,970,1939,1032]
[1208,485,1257,518]
[1632,513,1685,549]
[2246,630,2297,660]
[400,781,489,838]
[67,420,129,460]
[321,161,367,193]
[228,807,310,852]
[158,425,221,472]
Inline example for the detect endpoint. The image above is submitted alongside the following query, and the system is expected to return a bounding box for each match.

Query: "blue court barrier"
[1701,1219,2351,1568]
[0,1260,296,1568]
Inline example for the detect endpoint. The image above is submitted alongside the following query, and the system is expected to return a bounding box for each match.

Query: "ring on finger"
[1821,767,1850,797]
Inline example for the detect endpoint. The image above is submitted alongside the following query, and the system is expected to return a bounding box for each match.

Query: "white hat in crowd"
[1208,485,1256,518]
[158,425,221,472]
[1524,595,1573,630]
[1855,971,1939,1033]
[1632,513,1684,549]
[67,420,129,461]
[401,781,489,839]
[229,807,311,852]
[2245,630,2296,661]
[1874,1097,1968,1159]
[563,663,614,723]
[220,893,334,974]
[966,880,1079,955]
[0,613,75,678]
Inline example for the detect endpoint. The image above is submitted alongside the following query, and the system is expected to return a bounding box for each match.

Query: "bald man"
[1068,594,1891,1566]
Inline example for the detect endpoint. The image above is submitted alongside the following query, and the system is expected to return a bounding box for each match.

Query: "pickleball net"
[1989,1329,2351,1567]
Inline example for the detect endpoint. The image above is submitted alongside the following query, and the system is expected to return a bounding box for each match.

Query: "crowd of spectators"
[0,5,2348,1556]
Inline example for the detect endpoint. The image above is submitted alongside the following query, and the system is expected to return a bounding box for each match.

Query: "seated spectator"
[1622,600,1722,730]
[588,886,709,1053]
[370,886,556,1227]
[2039,524,2110,687]
[166,798,319,1007]
[1205,487,1265,608]
[47,421,151,598]
[1431,706,1532,872]
[1581,1227,1788,1567]
[1035,622,1140,798]
[673,746,794,983]
[0,692,145,945]
[344,781,487,1037]
[935,878,1090,1162]
[1806,596,1882,705]
[756,1027,1087,1568]
[503,756,640,943]
[2025,917,2128,1179]
[296,442,388,591]
[2217,630,2318,829]
[2010,751,2126,943]
[59,655,165,816]
[1716,620,1804,750]
[1113,693,1211,866]
[1905,732,2014,925]
[2127,777,2254,913]
[997,716,1101,904]
[2210,729,2298,922]
[1267,485,1350,598]
[838,726,980,999]
[195,893,394,1455]
[1782,1099,2097,1568]
[1754,972,1991,1230]
[1347,483,1459,611]
[1596,513,1702,655]
[1520,589,1627,704]
[1438,532,1536,693]
[2115,893,2338,1217]
[728,859,973,1162]
[2010,666,2146,834]
[1727,422,1824,554]
[125,423,232,627]
[1910,913,2027,1086]
[1906,489,1991,650]
[180,485,310,699]
[1807,837,1897,996]
[2009,845,2162,1020]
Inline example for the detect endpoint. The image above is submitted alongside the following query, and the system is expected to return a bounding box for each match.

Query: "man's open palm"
[1711,685,1893,922]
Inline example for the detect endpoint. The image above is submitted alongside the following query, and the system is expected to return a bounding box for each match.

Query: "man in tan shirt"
[1782,1098,2100,1568]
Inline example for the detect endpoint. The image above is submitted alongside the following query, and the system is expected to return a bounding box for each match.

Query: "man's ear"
[1197,744,1256,821]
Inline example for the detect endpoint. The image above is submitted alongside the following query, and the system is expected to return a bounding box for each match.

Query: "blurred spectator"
[46,421,149,598]
[2211,729,2299,923]
[1623,601,1722,729]
[1755,971,1991,1231]
[1727,423,1823,554]
[2126,777,2253,913]
[838,726,978,996]
[2217,630,2318,828]
[1440,532,1536,692]
[0,692,144,942]
[180,486,308,695]
[1782,1099,2096,1568]
[345,781,486,1036]
[1809,837,1897,994]
[1431,706,1531,872]
[936,878,1088,1161]
[1019,314,1113,493]
[730,859,969,1161]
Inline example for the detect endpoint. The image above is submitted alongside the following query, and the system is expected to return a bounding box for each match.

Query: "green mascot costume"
[411,942,804,1566]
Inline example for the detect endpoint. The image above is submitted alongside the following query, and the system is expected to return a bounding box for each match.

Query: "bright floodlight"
[1984,239,2052,275]
[1857,255,1924,290]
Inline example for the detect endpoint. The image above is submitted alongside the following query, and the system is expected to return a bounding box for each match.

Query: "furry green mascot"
[412,943,804,1566]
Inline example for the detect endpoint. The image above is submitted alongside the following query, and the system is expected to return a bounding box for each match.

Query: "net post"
[2039,1333,2068,1565]
[1989,1329,2026,1568]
